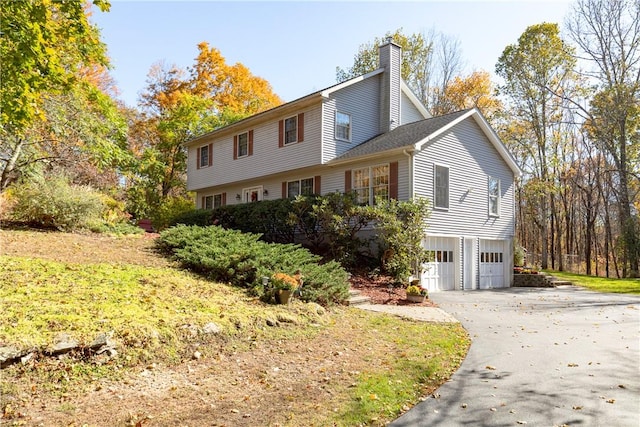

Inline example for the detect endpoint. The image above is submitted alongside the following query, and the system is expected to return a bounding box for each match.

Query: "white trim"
[198,145,210,168]
[286,177,315,197]
[236,131,249,158]
[433,163,450,211]
[241,185,263,203]
[401,82,430,119]
[321,68,384,98]
[488,176,500,217]
[413,108,521,177]
[335,111,352,142]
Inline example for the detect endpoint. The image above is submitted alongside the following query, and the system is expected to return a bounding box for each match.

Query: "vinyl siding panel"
[322,75,381,163]
[401,91,425,124]
[187,105,322,191]
[414,118,515,240]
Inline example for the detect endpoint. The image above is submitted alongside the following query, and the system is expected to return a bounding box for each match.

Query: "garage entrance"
[422,237,458,291]
[479,239,506,288]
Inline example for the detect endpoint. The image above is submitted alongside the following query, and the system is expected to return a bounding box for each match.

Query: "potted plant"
[405,284,428,303]
[271,272,300,304]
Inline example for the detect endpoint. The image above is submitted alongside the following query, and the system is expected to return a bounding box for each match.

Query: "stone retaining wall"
[513,273,554,287]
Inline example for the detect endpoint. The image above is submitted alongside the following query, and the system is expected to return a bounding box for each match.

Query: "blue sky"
[91,1,573,107]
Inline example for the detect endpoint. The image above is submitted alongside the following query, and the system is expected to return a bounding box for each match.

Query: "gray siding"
[321,76,381,163]
[401,91,425,124]
[414,118,515,239]
[187,105,322,192]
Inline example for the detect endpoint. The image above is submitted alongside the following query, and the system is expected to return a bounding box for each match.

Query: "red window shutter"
[196,147,201,169]
[201,196,205,209]
[208,143,213,166]
[282,181,287,199]
[278,120,284,148]
[389,161,399,200]
[248,130,254,156]
[297,113,304,142]
[233,135,238,160]
[314,175,321,194]
[221,192,227,206]
[345,170,352,193]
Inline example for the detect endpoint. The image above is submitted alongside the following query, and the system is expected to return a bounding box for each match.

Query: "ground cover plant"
[0,229,469,426]
[546,270,640,294]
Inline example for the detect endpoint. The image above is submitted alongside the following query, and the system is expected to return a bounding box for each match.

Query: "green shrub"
[157,225,349,306]
[212,198,295,243]
[9,176,105,231]
[151,196,196,231]
[169,208,214,227]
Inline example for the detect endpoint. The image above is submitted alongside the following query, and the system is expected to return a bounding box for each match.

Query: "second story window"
[434,164,449,210]
[335,111,351,141]
[197,143,212,168]
[237,132,248,157]
[488,176,500,216]
[284,116,297,144]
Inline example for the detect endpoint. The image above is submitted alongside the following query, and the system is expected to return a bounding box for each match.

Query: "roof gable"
[330,108,522,177]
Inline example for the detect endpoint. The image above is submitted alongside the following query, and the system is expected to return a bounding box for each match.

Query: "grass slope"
[547,270,640,294]
[0,229,469,426]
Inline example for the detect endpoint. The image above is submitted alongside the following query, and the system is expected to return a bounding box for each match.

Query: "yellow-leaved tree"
[125,42,282,223]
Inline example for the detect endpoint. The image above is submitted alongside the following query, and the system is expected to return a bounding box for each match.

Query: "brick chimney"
[378,37,401,133]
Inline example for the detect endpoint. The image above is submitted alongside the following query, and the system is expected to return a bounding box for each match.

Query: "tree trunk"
[0,138,25,191]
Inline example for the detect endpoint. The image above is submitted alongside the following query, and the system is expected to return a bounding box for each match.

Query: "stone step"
[349,295,372,306]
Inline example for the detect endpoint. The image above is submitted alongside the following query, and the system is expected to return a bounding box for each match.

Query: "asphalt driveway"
[390,286,640,427]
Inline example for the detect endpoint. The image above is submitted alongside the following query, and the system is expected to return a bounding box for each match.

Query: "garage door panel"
[480,240,505,289]
[423,237,457,291]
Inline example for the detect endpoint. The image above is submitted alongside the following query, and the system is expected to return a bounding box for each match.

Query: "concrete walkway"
[372,286,640,427]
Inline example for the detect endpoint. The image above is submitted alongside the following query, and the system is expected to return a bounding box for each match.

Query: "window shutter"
[233,135,238,160]
[201,196,205,209]
[389,161,398,200]
[314,175,321,195]
[208,143,213,166]
[345,170,352,193]
[248,130,254,156]
[278,120,284,147]
[298,113,304,142]
[196,147,201,169]
[281,181,287,199]
[222,192,227,206]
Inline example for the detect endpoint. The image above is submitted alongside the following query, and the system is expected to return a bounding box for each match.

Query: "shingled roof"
[333,109,472,161]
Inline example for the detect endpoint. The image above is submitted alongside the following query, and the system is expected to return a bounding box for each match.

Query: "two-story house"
[185,40,521,292]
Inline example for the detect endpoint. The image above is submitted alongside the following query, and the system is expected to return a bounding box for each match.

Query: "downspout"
[403,148,415,199]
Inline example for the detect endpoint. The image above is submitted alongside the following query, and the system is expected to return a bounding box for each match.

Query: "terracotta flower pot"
[276,289,292,304]
[406,294,426,303]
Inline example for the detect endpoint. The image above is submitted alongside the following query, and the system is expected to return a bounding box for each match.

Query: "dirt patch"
[350,273,437,307]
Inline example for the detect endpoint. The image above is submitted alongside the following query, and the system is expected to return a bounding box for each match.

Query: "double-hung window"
[434,164,449,210]
[488,176,500,216]
[353,164,389,205]
[284,116,297,144]
[287,178,314,198]
[335,112,351,141]
[203,194,223,210]
[237,132,248,157]
[199,145,209,168]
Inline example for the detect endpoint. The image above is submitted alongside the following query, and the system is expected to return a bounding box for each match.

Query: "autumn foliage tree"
[126,42,282,220]
[0,0,128,192]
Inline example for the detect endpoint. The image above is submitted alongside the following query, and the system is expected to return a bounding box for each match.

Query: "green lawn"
[546,270,640,294]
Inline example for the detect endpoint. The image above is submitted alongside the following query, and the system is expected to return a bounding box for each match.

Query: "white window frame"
[213,194,223,209]
[203,195,213,210]
[242,186,263,203]
[335,111,351,142]
[237,132,249,158]
[287,177,315,198]
[488,176,500,217]
[199,145,210,168]
[284,116,297,145]
[352,164,389,205]
[434,164,449,210]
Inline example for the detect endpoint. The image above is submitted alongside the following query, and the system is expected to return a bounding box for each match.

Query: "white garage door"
[480,240,506,289]
[423,237,457,291]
